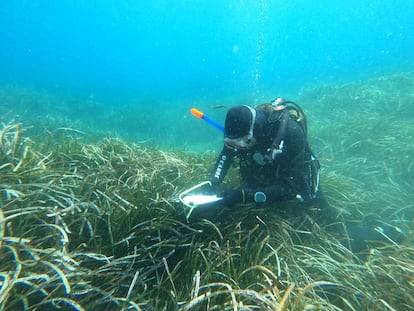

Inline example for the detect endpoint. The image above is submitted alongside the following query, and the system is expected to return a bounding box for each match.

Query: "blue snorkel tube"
[190,108,224,132]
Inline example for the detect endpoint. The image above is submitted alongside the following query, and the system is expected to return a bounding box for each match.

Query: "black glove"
[219,189,244,207]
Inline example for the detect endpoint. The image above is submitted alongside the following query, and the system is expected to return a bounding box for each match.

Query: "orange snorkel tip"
[190,108,204,119]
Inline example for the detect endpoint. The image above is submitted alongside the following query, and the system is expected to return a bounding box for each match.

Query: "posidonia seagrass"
[1,72,414,310]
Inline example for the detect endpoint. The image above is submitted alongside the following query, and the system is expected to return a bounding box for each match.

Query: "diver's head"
[224,105,256,150]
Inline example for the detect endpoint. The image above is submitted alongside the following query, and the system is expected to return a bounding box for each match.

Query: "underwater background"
[1,1,414,310]
[1,0,414,149]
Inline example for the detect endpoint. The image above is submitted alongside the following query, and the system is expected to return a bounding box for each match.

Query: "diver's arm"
[220,183,293,206]
[255,183,295,202]
[209,146,235,187]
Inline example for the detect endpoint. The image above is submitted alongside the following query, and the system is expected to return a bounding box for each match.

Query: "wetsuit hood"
[224,105,253,139]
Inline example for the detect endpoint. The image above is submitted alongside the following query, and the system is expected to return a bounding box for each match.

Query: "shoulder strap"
[269,109,290,160]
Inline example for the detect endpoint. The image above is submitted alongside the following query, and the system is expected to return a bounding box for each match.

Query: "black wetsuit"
[210,108,320,204]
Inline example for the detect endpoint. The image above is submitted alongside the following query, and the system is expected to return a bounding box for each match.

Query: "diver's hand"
[220,189,243,207]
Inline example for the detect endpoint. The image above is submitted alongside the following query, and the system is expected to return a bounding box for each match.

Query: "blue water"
[1,0,413,106]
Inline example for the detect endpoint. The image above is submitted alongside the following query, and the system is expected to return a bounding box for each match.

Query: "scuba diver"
[207,98,331,217]
[193,97,404,256]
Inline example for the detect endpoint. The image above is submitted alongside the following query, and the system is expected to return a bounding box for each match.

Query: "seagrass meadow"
[1,72,414,310]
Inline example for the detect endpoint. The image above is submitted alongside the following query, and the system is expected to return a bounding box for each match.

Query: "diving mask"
[224,134,255,150]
